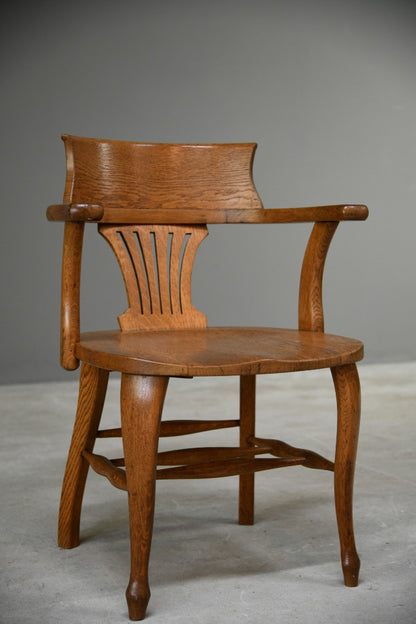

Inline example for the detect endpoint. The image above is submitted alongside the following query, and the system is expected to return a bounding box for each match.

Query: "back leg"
[331,363,361,586]
[58,363,109,548]
[239,375,256,525]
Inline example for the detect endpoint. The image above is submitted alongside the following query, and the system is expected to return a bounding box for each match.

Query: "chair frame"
[47,135,368,620]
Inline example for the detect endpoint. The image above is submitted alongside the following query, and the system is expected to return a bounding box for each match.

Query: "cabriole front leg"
[331,363,361,587]
[121,374,169,621]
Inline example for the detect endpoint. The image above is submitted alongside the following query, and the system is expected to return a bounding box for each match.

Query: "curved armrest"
[47,204,368,224]
[47,203,104,222]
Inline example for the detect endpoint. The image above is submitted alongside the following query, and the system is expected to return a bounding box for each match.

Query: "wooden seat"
[47,135,368,620]
[76,327,363,376]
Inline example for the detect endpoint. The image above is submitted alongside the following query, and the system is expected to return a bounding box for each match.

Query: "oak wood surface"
[58,363,109,548]
[239,375,256,524]
[81,449,306,489]
[60,222,84,370]
[99,223,208,330]
[299,222,339,332]
[82,450,127,491]
[331,363,361,587]
[156,456,305,479]
[120,374,169,620]
[61,135,263,210]
[50,135,367,620]
[96,419,240,438]
[53,136,368,370]
[75,327,363,377]
[47,203,368,223]
[251,436,334,471]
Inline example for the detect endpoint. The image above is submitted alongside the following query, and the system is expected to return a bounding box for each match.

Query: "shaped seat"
[47,135,368,620]
[76,327,363,376]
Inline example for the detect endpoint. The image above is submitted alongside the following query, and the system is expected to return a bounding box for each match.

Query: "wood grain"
[99,224,208,330]
[120,374,169,620]
[60,222,84,369]
[156,456,305,479]
[299,221,339,332]
[75,327,364,377]
[331,363,361,587]
[251,436,334,471]
[49,135,367,619]
[58,363,109,548]
[239,375,256,525]
[159,419,239,436]
[96,419,240,439]
[47,203,368,223]
[82,450,127,490]
[61,135,262,210]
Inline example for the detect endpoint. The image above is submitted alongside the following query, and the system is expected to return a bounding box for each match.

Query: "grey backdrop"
[1,0,415,383]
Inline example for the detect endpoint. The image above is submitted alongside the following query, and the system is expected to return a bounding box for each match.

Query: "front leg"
[121,374,169,620]
[331,363,361,587]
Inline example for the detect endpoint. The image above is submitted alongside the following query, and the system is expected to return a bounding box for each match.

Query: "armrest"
[47,204,368,224]
[47,203,104,222]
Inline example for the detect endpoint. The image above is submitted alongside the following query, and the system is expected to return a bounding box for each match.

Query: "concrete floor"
[1,362,415,624]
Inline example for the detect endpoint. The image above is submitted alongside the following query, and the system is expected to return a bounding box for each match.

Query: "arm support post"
[61,222,84,369]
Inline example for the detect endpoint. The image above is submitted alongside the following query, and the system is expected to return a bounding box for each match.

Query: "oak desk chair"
[47,135,368,620]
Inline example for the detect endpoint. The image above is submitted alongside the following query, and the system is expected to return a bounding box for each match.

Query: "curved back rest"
[60,136,262,367]
[62,135,262,210]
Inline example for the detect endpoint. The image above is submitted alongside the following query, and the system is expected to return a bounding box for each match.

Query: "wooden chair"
[47,135,368,620]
